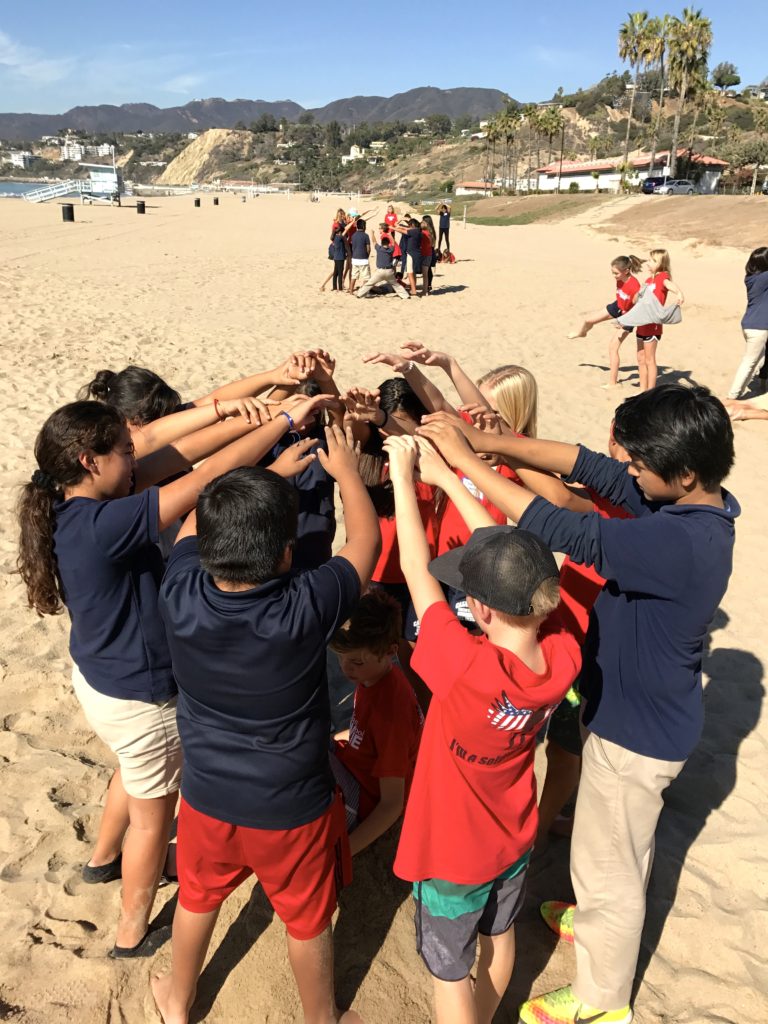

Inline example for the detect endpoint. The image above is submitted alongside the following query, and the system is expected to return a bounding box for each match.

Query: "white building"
[9,150,33,169]
[341,144,367,166]
[456,180,494,196]
[369,140,388,151]
[61,141,85,162]
[535,150,728,194]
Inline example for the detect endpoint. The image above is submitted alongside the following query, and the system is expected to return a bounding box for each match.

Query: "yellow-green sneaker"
[540,900,575,943]
[519,985,633,1024]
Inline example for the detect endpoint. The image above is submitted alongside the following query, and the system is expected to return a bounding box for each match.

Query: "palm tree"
[750,101,768,194]
[484,116,502,185]
[668,7,713,177]
[645,14,673,176]
[618,11,653,180]
[540,106,566,166]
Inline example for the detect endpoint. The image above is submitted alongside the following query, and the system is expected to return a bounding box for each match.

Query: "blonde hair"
[649,248,671,275]
[493,577,561,623]
[476,364,538,438]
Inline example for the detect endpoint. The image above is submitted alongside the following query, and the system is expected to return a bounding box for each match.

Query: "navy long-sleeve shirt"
[519,446,739,761]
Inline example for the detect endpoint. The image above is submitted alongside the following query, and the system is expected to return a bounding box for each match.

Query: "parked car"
[762,179,768,195]
[642,175,671,194]
[654,179,697,195]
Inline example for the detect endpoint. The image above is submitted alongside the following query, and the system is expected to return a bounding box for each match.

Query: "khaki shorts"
[71,665,182,799]
[351,262,370,281]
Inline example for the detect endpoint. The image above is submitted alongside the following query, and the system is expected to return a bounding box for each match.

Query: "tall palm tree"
[618,10,653,179]
[484,116,502,185]
[540,106,566,166]
[668,7,713,177]
[750,100,768,194]
[645,13,673,176]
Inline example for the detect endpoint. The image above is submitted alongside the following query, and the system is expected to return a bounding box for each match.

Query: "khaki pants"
[355,267,410,300]
[571,733,685,1010]
[727,328,768,398]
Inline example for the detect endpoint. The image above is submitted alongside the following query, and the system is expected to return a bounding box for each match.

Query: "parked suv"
[642,175,671,194]
[654,179,697,195]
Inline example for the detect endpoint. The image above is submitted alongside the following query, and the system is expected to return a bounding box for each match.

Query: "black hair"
[378,377,428,423]
[80,366,182,426]
[612,384,734,491]
[197,466,299,585]
[358,379,429,519]
[17,402,125,615]
[745,246,768,276]
[356,218,366,230]
[330,589,402,656]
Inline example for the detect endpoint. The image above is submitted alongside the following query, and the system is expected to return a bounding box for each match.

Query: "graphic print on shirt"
[348,711,364,750]
[488,690,535,731]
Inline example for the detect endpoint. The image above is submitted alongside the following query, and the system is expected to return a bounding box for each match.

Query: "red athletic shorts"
[177,793,351,939]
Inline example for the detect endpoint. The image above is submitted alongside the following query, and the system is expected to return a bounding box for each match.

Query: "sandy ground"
[0,191,766,1024]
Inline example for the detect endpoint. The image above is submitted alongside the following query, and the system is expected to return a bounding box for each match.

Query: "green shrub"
[568,181,580,193]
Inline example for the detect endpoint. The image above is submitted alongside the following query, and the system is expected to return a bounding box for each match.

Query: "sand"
[0,191,765,1024]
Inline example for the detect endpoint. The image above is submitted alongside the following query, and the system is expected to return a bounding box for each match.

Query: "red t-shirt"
[420,230,433,258]
[373,482,439,584]
[436,463,521,555]
[558,486,633,617]
[638,271,670,337]
[334,665,423,820]
[615,274,640,313]
[393,593,585,884]
[385,212,398,228]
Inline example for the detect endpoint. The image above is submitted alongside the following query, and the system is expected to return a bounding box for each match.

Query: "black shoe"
[82,853,122,884]
[109,925,171,959]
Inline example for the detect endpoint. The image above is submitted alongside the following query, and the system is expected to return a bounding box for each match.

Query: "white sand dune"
[0,193,765,1023]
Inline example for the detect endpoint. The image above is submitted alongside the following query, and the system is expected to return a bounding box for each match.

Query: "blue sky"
[1,1,766,113]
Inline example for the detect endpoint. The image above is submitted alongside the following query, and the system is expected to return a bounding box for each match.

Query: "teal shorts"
[413,850,531,981]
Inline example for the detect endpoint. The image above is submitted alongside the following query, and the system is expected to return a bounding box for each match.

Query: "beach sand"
[0,192,765,1023]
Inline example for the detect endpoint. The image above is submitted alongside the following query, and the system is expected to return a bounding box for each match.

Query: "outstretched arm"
[401,342,488,411]
[362,351,452,414]
[131,397,274,459]
[385,436,445,620]
[191,356,311,405]
[421,410,580,477]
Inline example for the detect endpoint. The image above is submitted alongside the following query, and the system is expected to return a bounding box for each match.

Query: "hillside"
[0,88,510,141]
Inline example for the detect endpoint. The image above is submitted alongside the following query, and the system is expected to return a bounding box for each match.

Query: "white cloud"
[0,29,74,85]
[163,73,204,94]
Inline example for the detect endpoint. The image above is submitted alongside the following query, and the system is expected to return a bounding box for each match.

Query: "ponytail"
[612,254,644,275]
[16,402,125,616]
[78,365,181,426]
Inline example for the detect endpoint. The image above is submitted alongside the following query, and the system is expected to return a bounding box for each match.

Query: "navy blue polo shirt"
[263,431,336,571]
[406,225,422,256]
[439,210,451,231]
[375,243,395,270]
[159,538,361,829]
[330,233,346,260]
[350,231,370,260]
[742,271,768,330]
[54,488,175,702]
[519,446,739,761]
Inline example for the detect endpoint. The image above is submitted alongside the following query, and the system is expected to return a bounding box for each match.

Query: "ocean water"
[0,180,77,198]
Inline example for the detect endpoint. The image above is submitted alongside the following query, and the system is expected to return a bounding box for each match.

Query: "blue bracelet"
[280,411,296,431]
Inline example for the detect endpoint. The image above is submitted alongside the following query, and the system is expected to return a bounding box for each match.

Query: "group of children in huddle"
[16,344,738,1024]
[321,203,453,299]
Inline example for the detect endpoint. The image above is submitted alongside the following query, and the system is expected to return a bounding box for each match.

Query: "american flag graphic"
[487,691,534,732]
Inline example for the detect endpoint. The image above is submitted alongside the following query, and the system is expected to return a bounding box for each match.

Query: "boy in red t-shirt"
[384,435,586,1024]
[330,589,424,855]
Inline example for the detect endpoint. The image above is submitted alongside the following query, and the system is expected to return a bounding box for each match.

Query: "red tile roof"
[537,149,728,174]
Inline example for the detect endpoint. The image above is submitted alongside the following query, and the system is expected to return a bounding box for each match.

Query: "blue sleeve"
[300,555,361,640]
[520,499,692,597]
[162,535,201,585]
[565,446,651,517]
[91,488,159,561]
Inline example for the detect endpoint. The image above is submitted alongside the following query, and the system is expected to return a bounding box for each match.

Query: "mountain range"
[0,87,510,141]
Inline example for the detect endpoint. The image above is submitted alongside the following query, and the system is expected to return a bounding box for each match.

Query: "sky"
[1,1,766,114]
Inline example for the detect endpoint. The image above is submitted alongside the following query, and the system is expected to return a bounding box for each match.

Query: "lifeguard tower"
[23,150,124,204]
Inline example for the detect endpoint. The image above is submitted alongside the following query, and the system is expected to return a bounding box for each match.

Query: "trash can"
[194,197,201,208]
[136,200,146,215]
[62,204,75,223]
[213,197,219,206]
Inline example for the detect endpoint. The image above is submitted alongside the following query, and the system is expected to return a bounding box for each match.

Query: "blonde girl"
[636,248,685,391]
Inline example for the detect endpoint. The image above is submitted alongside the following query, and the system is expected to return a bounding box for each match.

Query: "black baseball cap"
[428,526,559,617]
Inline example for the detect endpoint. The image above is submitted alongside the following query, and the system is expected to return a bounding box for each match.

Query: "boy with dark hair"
[153,425,380,1024]
[417,384,739,1024]
[329,589,423,854]
[355,227,410,300]
[383,436,588,1024]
